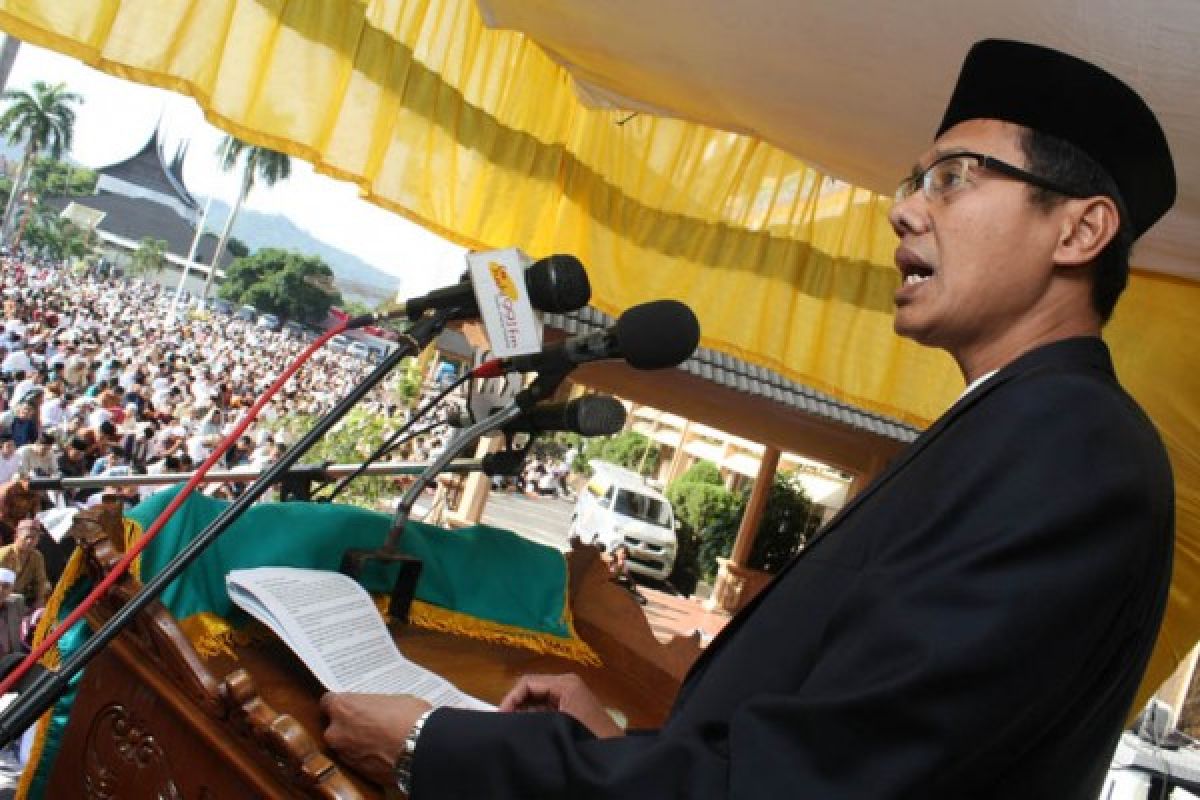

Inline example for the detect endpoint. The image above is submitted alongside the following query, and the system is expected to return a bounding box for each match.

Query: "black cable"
[317,417,457,502]
[319,373,471,502]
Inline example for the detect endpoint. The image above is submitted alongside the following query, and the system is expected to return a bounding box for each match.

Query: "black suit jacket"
[413,337,1173,799]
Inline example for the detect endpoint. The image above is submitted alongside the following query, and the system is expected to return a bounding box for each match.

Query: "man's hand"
[499,673,624,738]
[320,692,432,785]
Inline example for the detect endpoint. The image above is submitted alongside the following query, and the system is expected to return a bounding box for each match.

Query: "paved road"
[416,489,684,597]
[477,491,687,597]
[412,489,577,551]
[477,490,576,551]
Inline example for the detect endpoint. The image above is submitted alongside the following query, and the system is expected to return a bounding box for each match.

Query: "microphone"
[348,254,591,327]
[472,300,700,377]
[505,395,627,437]
[481,395,626,476]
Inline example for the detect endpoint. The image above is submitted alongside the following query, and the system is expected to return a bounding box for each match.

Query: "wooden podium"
[40,506,702,798]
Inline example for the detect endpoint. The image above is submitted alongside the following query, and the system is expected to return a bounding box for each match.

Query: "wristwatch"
[393,708,434,795]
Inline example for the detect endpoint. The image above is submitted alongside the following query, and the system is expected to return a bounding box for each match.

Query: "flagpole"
[168,136,231,326]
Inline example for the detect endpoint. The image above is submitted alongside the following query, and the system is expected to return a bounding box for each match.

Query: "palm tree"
[129,237,168,277]
[20,205,90,262]
[202,135,291,300]
[0,80,82,242]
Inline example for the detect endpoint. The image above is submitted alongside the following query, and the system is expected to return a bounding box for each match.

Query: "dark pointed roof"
[169,140,189,188]
[41,194,234,268]
[98,124,199,213]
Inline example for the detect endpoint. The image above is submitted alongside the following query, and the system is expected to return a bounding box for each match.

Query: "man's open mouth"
[895,247,935,287]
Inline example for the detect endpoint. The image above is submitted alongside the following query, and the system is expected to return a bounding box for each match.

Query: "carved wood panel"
[45,505,364,799]
[83,704,182,800]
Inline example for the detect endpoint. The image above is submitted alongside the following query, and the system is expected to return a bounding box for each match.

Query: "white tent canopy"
[477,0,1200,279]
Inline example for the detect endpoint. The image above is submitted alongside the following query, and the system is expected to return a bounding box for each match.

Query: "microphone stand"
[0,309,456,746]
[340,369,570,618]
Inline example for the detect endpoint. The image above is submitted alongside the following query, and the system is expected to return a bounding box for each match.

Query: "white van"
[570,461,677,581]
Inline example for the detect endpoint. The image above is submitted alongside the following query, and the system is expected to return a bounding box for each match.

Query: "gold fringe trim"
[123,516,244,658]
[16,544,88,800]
[19,513,153,798]
[123,517,145,581]
[175,614,275,658]
[404,599,601,667]
[177,612,239,659]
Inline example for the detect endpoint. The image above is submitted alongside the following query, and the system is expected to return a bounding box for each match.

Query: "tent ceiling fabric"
[477,0,1200,281]
[0,0,1196,708]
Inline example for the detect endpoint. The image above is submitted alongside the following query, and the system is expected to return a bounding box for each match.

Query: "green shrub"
[698,472,814,578]
[667,479,735,534]
[665,475,736,595]
[583,431,657,476]
[678,459,722,486]
[267,408,401,509]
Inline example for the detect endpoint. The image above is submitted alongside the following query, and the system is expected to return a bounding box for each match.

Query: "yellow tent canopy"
[1,0,1196,706]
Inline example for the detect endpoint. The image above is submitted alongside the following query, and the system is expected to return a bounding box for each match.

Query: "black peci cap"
[937,39,1176,238]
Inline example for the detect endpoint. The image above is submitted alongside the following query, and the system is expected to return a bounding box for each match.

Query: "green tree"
[225,236,249,258]
[395,357,423,405]
[20,204,90,261]
[698,472,814,579]
[27,156,96,195]
[268,408,398,509]
[0,80,82,242]
[218,248,341,322]
[677,459,722,487]
[128,237,168,277]
[341,299,375,317]
[203,135,292,299]
[583,431,657,476]
[665,460,735,595]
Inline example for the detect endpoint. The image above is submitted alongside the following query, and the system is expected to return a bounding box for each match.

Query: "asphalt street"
[475,490,577,551]
[414,489,688,599]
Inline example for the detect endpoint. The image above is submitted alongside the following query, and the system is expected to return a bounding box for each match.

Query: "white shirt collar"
[958,369,999,402]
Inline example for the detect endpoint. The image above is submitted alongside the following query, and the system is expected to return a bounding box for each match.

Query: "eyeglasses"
[895,151,1086,204]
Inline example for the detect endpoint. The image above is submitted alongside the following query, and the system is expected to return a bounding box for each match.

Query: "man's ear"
[1054,196,1120,268]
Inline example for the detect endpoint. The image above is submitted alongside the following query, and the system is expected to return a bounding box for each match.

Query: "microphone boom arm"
[384,403,526,552]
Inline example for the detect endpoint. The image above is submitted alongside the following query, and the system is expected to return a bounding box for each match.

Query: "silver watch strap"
[394,708,436,794]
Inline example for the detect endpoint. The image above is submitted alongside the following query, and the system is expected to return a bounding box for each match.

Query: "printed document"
[227,567,492,710]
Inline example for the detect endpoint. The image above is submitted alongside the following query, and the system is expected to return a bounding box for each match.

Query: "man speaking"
[322,39,1175,798]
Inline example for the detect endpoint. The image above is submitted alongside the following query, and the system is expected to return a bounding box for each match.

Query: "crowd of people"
[0,255,416,656]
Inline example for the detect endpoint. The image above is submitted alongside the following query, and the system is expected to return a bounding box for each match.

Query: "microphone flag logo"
[466,248,544,358]
[488,261,520,301]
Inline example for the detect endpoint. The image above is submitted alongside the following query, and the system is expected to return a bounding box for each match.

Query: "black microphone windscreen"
[481,449,527,477]
[526,255,591,313]
[570,395,627,436]
[614,300,701,369]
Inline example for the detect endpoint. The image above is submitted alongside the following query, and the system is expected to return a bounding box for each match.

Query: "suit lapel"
[675,337,1115,693]
[802,370,1007,545]
[674,380,992,692]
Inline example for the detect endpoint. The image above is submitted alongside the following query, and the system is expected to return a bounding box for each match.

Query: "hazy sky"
[5,40,466,298]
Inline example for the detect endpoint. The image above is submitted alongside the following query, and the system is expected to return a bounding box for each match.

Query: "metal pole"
[168,136,230,326]
[28,459,486,491]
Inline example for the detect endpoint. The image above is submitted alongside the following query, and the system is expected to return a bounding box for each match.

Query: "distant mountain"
[201,200,398,306]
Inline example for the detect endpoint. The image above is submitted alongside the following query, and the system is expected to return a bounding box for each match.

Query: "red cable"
[0,321,350,697]
[470,358,506,379]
